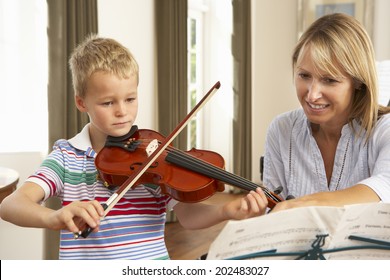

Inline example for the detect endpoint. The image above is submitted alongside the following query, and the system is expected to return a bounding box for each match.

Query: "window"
[0,0,48,153]
[188,0,234,172]
[187,2,205,148]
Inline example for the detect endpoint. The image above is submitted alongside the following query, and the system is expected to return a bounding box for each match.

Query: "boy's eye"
[126,98,136,103]
[102,101,113,106]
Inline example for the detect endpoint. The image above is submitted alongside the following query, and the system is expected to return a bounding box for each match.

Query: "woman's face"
[295,49,355,130]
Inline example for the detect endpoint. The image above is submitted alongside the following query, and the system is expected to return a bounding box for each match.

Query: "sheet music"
[207,206,344,260]
[377,60,390,106]
[326,203,390,259]
[207,203,390,260]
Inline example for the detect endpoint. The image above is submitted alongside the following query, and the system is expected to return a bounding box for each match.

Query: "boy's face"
[75,71,138,139]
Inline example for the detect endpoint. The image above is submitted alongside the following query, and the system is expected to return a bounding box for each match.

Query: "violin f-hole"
[129,161,159,170]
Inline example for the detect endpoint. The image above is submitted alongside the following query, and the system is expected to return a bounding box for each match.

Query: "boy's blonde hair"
[293,13,390,140]
[69,34,139,98]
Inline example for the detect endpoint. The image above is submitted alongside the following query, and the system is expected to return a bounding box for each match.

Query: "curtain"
[232,0,252,181]
[155,0,188,151]
[155,0,188,222]
[45,0,98,260]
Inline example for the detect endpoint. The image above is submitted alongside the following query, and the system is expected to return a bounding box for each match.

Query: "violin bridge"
[146,139,159,157]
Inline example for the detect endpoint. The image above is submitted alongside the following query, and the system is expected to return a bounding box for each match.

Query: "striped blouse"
[27,124,176,259]
[263,108,390,202]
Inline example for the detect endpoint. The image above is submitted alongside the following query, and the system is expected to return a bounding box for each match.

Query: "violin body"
[95,128,225,203]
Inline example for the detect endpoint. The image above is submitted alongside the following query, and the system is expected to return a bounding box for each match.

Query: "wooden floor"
[164,192,244,260]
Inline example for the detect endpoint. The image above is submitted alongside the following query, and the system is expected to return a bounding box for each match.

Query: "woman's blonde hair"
[69,34,139,98]
[292,13,390,139]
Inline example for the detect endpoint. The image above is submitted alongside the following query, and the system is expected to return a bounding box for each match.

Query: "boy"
[0,35,267,259]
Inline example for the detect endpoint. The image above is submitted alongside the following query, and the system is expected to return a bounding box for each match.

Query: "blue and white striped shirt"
[263,108,390,202]
[27,124,176,259]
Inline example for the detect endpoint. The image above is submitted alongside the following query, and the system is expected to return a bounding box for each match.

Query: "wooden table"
[0,167,19,203]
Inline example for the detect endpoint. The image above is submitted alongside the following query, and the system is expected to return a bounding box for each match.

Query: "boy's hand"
[46,200,105,233]
[223,187,268,220]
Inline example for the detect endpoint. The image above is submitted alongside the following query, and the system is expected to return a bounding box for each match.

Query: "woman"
[263,13,390,212]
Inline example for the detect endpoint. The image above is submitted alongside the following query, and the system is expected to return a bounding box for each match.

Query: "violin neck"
[165,149,283,207]
[165,149,259,192]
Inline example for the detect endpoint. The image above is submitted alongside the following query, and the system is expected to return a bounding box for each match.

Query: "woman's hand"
[270,198,307,213]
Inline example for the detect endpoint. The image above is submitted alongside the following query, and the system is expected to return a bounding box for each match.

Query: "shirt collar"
[68,123,96,157]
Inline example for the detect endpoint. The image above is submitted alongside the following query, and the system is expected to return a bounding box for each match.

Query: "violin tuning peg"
[274,186,283,194]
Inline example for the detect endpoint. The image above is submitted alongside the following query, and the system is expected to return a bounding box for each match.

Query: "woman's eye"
[298,73,310,79]
[323,78,339,84]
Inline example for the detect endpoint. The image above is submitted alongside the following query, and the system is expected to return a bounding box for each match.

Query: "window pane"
[190,88,197,109]
[189,119,197,148]
[191,18,196,49]
[190,53,197,84]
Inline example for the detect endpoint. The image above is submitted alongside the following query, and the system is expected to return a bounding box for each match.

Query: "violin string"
[165,148,281,202]
[167,149,280,202]
[134,139,281,203]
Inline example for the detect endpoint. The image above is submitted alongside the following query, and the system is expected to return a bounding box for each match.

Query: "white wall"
[373,0,390,60]
[98,0,157,130]
[251,0,300,183]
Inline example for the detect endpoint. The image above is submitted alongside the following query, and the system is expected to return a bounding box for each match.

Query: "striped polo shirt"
[27,124,176,259]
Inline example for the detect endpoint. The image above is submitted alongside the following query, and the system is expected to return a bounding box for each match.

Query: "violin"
[96,126,283,207]
[96,126,226,203]
[74,81,282,238]
[95,126,282,208]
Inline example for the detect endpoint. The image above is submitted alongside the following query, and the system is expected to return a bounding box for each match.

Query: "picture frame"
[297,0,374,39]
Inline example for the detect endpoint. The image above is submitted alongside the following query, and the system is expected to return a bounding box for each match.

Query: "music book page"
[206,203,390,260]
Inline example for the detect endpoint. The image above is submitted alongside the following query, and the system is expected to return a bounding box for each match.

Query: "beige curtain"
[155,0,188,151]
[45,0,98,260]
[232,0,252,180]
[155,0,188,222]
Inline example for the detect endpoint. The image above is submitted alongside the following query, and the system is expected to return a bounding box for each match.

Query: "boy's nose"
[115,103,126,116]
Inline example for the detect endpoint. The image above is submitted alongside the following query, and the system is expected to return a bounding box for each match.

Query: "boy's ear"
[75,95,88,112]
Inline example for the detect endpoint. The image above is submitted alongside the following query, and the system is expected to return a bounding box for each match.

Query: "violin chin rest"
[106,125,139,143]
